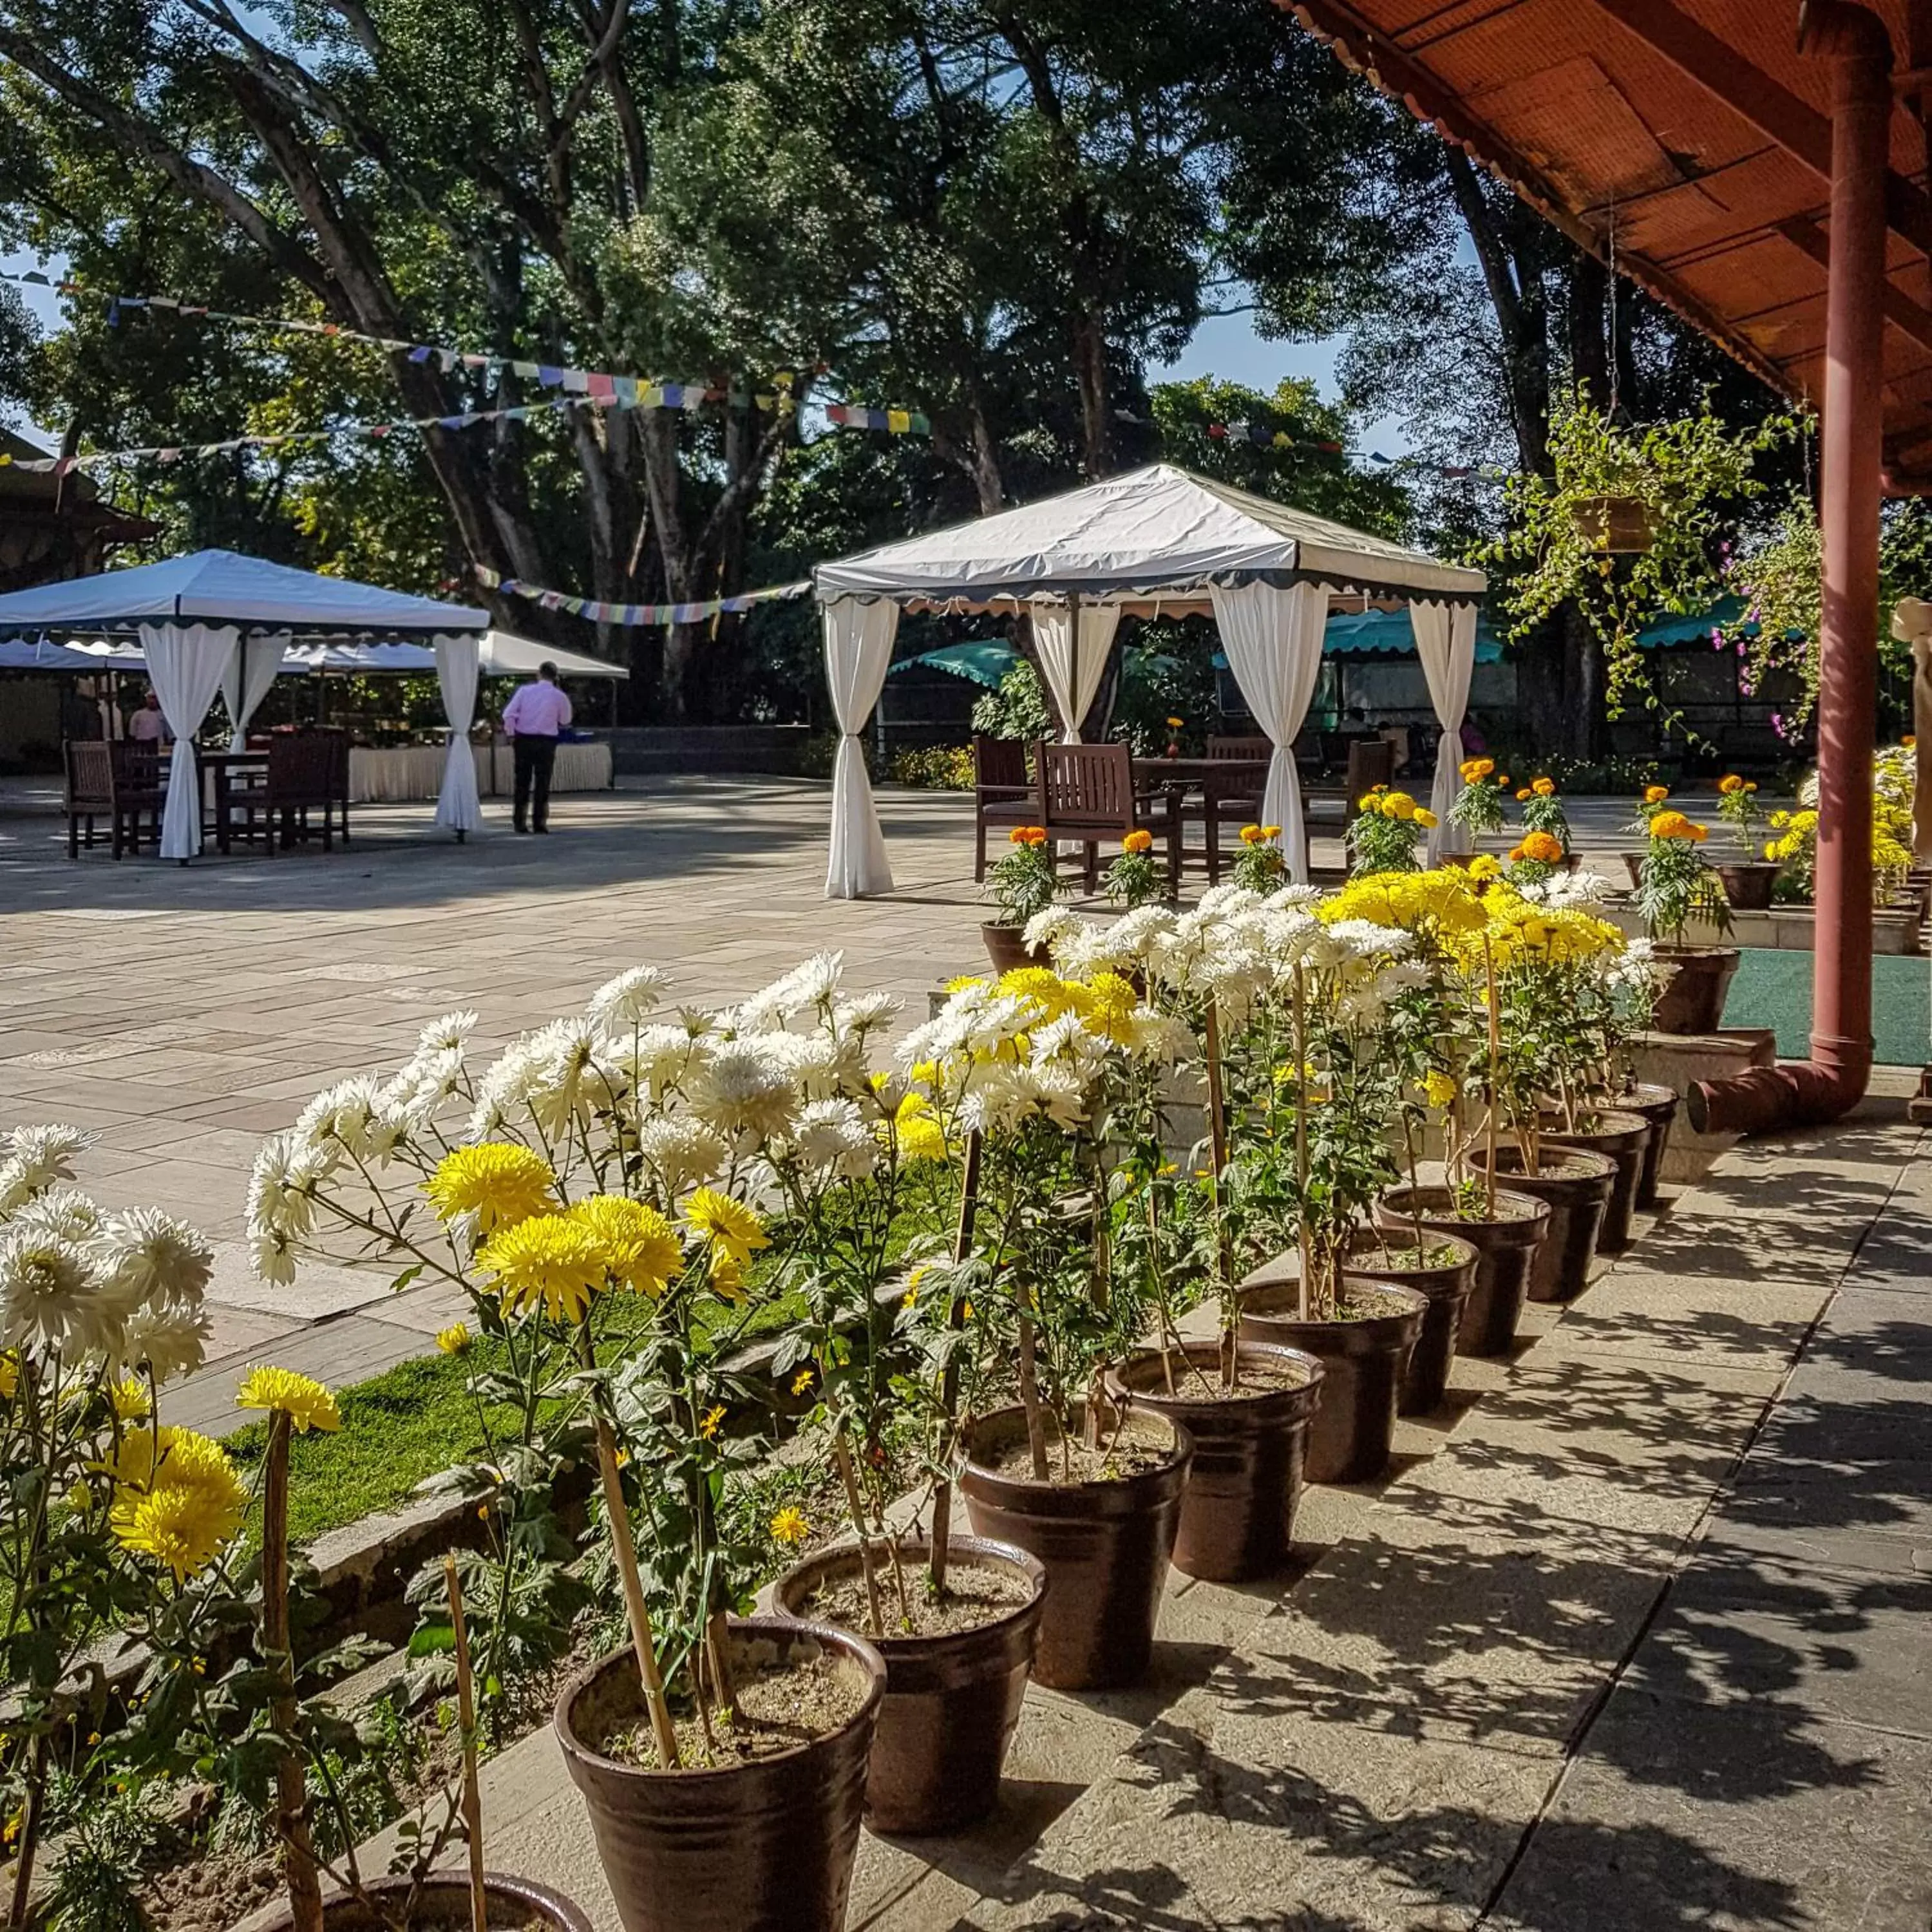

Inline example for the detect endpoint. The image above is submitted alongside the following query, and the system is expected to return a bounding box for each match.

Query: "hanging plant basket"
[1571,495,1659,553]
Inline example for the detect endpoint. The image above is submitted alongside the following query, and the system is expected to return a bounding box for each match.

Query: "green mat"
[1721,948,1929,1066]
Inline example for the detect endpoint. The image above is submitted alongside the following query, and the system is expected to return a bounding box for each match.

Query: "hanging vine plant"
[1481,388,1804,718]
[1719,498,1821,739]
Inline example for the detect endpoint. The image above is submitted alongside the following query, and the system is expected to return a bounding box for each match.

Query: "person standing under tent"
[128,688,172,743]
[501,659,572,834]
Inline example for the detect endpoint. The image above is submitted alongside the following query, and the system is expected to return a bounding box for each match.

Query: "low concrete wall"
[607,723,816,775]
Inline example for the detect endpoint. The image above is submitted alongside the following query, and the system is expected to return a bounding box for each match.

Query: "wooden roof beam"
[1776,213,1932,356]
[1577,0,1932,258]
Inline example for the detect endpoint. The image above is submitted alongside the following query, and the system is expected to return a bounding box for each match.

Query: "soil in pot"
[1613,1081,1680,1208]
[555,1618,884,1932]
[961,1403,1189,1692]
[1103,1342,1321,1583]
[979,923,1047,974]
[1466,1146,1616,1302]
[1340,1228,1479,1415]
[1373,1185,1549,1358]
[1716,860,1778,911]
[774,1537,1045,1836]
[255,1875,594,1932]
[1650,945,1741,1034]
[1539,1107,1649,1255]
[1236,1279,1428,1483]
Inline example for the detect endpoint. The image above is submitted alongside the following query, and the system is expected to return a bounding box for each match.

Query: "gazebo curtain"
[823,596,899,898]
[1209,580,1329,882]
[432,634,483,835]
[1410,600,1479,864]
[1028,600,1122,741]
[138,621,238,860]
[220,632,289,751]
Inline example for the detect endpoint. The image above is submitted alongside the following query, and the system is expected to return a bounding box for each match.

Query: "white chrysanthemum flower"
[1262,884,1325,913]
[116,1296,213,1384]
[764,1028,865,1101]
[1022,906,1083,955]
[736,953,845,1031]
[832,990,901,1037]
[691,1039,799,1139]
[247,1132,323,1243]
[469,1019,605,1140]
[791,1098,879,1181]
[1321,919,1414,964]
[619,1023,712,1097]
[587,966,667,1030]
[1012,1060,1090,1130]
[417,1010,478,1053]
[0,1124,92,1213]
[0,1228,128,1356]
[9,1189,104,1244]
[95,1208,213,1312]
[250,1224,299,1287]
[635,1115,730,1196]
[296,1077,386,1162]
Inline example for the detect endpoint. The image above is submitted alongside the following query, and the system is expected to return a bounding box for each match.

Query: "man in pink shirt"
[500,662,573,833]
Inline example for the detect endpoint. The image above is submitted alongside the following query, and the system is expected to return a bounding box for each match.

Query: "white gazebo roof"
[813,463,1486,608]
[0,549,487,636]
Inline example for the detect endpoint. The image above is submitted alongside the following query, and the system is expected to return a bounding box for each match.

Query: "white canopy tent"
[2,630,626,679]
[0,551,489,857]
[812,464,1486,896]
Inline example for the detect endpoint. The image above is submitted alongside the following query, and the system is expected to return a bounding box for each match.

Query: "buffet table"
[348,737,612,804]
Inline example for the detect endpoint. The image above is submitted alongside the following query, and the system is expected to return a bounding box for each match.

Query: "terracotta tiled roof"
[1286,0,1932,487]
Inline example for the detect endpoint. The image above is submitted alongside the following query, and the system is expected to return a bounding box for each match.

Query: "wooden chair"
[64,741,164,858]
[1039,741,1176,893]
[229,735,343,855]
[1196,734,1276,883]
[972,736,1040,880]
[1345,736,1396,800]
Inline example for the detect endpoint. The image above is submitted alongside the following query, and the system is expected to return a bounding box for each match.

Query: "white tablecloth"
[348,739,611,804]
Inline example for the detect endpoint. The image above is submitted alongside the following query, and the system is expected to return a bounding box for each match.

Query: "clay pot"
[1236,1280,1428,1484]
[960,1404,1189,1691]
[1103,1341,1322,1582]
[979,923,1047,974]
[554,1618,885,1932]
[1374,1184,1551,1358]
[1650,945,1741,1034]
[1716,859,1779,911]
[1571,493,1658,552]
[1341,1227,1479,1414]
[255,1875,592,1932]
[773,1537,1044,1836]
[1614,1081,1680,1208]
[1539,1107,1649,1255]
[1466,1146,1616,1302]
[1621,851,1647,889]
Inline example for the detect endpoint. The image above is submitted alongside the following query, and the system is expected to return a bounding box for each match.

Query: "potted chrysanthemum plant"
[249,973,887,1932]
[1346,787,1437,876]
[1633,800,1738,1032]
[981,825,1063,972]
[1714,773,1777,908]
[0,1124,216,1930]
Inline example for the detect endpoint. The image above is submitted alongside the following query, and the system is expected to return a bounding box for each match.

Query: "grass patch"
[226,1351,519,1551]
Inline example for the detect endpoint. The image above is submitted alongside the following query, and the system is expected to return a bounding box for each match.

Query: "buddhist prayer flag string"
[473,565,810,629]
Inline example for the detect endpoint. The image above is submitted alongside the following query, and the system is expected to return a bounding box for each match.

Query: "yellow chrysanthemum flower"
[1466,855,1501,882]
[111,1379,151,1423]
[426,1143,556,1235]
[699,1404,726,1439]
[567,1195,683,1298]
[236,1366,342,1434]
[0,1354,15,1403]
[111,1470,247,1581]
[1414,807,1438,829]
[997,966,1080,1023]
[1424,1070,1459,1108]
[1121,828,1154,854]
[709,1255,747,1303]
[770,1506,810,1546]
[477,1213,607,1323]
[684,1188,769,1270]
[893,1092,948,1162]
[436,1322,471,1356]
[791,1367,814,1397]
[1075,970,1141,1046]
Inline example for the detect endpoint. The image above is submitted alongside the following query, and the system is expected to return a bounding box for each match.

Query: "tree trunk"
[1073,307,1113,478]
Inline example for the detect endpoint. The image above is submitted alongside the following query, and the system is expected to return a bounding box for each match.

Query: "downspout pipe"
[1690,0,1890,1135]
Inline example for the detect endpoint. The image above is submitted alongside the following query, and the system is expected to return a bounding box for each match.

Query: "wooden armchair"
[1196,734,1276,883]
[1039,741,1177,893]
[972,735,1041,880]
[228,734,344,855]
[64,741,164,858]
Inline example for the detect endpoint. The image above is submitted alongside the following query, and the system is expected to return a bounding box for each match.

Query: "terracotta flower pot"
[1716,859,1779,910]
[1374,1184,1551,1358]
[255,1875,592,1932]
[960,1403,1189,1692]
[1621,851,1648,889]
[979,923,1046,974]
[1340,1227,1480,1414]
[1650,945,1741,1034]
[1103,1341,1322,1582]
[773,1537,1044,1836]
[1613,1081,1680,1208]
[1236,1280,1428,1483]
[554,1618,885,1932]
[1539,1107,1649,1255]
[1466,1146,1616,1302]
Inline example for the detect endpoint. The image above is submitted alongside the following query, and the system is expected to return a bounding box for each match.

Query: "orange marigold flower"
[1515,788,1532,802]
[1531,776,1556,797]
[1240,824,1266,845]
[1519,831,1564,863]
[1643,784,1670,805]
[1718,773,1745,795]
[1121,829,1154,853]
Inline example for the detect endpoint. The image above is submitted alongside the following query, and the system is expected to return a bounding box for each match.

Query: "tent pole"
[1068,590,1081,739]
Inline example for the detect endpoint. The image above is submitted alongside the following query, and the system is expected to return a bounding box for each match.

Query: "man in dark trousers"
[500,661,573,833]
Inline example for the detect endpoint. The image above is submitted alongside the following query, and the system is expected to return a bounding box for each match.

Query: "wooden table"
[196,749,270,855]
[1133,757,1268,884]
